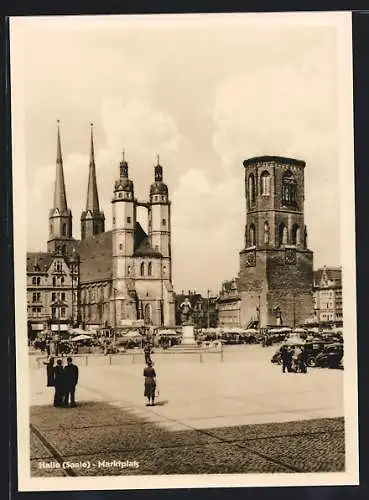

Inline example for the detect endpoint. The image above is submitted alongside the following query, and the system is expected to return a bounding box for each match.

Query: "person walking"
[143,360,157,406]
[53,359,65,407]
[63,357,79,407]
[144,343,152,364]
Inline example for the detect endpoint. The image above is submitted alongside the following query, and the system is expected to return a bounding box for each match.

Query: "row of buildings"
[27,123,343,336]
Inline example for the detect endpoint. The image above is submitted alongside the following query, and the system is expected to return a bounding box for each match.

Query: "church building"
[238,156,314,328]
[26,122,175,335]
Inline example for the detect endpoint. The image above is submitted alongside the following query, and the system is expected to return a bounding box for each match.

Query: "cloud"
[27,98,184,247]
[171,169,244,294]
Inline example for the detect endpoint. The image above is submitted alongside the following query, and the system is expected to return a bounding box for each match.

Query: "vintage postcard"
[10,12,358,491]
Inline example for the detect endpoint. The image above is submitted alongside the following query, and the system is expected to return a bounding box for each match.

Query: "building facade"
[27,122,175,335]
[313,266,343,325]
[238,156,314,328]
[217,278,241,328]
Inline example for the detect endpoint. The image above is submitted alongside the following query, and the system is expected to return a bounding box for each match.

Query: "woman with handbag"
[143,360,157,406]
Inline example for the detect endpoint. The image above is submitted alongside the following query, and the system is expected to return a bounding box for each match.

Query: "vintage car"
[271,340,328,367]
[315,343,344,369]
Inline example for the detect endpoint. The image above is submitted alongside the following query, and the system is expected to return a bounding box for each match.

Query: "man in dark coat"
[63,357,79,407]
[281,346,293,373]
[53,359,65,407]
[144,343,152,364]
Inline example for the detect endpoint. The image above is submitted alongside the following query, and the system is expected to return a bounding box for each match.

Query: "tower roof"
[53,120,68,211]
[150,154,168,196]
[85,123,101,212]
[114,150,134,193]
[243,156,306,168]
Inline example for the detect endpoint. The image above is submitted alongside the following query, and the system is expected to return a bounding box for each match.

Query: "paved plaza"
[29,346,345,476]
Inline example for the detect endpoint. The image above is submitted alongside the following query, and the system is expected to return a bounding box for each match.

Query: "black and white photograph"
[10,12,358,491]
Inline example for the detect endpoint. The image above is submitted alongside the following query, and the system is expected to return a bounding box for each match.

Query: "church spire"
[53,120,68,212]
[85,123,100,212]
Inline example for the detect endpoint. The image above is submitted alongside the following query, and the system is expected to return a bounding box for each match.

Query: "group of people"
[44,356,79,407]
[281,345,308,373]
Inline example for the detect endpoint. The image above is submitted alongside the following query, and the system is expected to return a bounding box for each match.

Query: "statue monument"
[179,297,196,345]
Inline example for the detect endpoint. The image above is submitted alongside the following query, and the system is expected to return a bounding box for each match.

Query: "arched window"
[148,262,152,276]
[52,277,56,286]
[140,262,145,276]
[278,223,288,246]
[144,303,152,324]
[32,277,36,285]
[127,266,131,276]
[264,222,270,244]
[282,171,297,205]
[37,277,41,285]
[260,171,271,196]
[163,266,167,277]
[249,224,256,246]
[248,174,255,205]
[292,224,301,245]
[62,223,67,236]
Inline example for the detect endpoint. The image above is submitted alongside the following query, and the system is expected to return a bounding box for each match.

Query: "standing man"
[63,357,79,408]
[53,359,65,407]
[144,343,152,364]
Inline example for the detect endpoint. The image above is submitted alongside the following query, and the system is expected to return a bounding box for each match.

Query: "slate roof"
[133,222,162,257]
[26,252,54,273]
[77,231,113,284]
[314,267,342,288]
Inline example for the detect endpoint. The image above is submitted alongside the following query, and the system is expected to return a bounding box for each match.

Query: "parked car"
[315,343,344,369]
[271,340,328,367]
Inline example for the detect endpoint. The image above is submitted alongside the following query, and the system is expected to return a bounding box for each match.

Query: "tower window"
[248,174,256,205]
[264,222,270,244]
[278,222,288,246]
[148,262,152,276]
[61,308,66,318]
[127,217,131,223]
[62,223,67,236]
[119,192,123,198]
[61,292,65,301]
[52,277,56,287]
[140,262,145,276]
[292,224,301,245]
[163,266,167,277]
[52,292,56,301]
[162,219,166,226]
[249,224,256,246]
[113,217,116,225]
[37,277,41,285]
[282,171,297,206]
[61,277,65,285]
[260,171,271,196]
[127,266,131,276]
[119,243,123,251]
[32,277,36,285]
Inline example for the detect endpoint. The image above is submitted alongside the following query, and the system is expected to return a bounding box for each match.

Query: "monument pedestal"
[181,323,197,345]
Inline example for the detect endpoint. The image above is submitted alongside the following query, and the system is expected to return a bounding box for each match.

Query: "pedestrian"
[63,357,79,408]
[298,347,308,374]
[53,359,65,407]
[144,343,152,364]
[143,360,157,406]
[43,355,55,387]
[292,345,303,373]
[281,346,292,373]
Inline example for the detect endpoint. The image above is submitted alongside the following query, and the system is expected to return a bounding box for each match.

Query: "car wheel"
[307,356,316,367]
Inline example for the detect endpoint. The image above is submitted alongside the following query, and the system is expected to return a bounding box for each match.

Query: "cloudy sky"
[10,14,352,295]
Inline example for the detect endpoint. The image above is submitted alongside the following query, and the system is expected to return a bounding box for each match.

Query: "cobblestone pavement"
[29,346,345,476]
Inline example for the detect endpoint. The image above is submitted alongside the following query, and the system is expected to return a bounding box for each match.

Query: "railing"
[33,349,229,368]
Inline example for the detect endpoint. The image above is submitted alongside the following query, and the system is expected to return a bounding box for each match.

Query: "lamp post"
[112,286,119,343]
[257,295,261,333]
[293,293,296,328]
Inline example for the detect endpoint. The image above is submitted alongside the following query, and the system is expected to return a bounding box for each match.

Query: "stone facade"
[313,266,343,325]
[26,123,175,334]
[217,278,241,328]
[239,156,314,328]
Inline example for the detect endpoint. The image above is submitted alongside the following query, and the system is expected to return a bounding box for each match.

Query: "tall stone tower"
[111,153,137,323]
[80,123,105,240]
[47,121,75,256]
[148,156,172,281]
[239,156,313,328]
